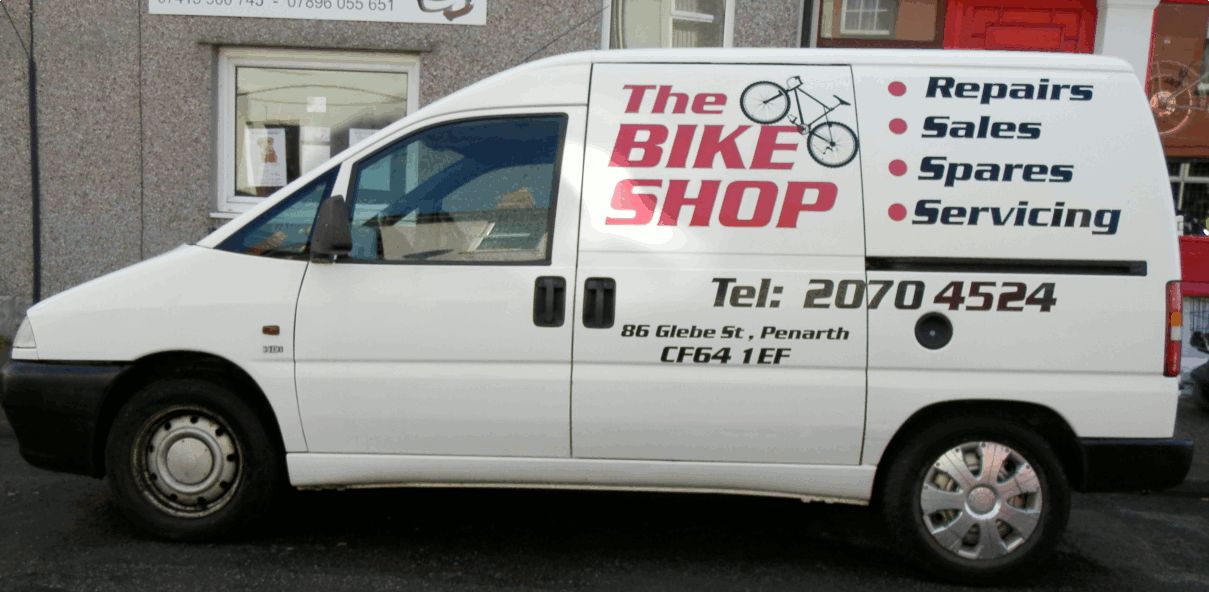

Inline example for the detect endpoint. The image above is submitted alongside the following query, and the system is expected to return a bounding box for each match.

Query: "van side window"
[347,115,566,264]
[216,170,336,258]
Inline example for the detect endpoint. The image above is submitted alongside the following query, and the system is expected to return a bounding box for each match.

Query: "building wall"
[0,0,32,339]
[0,0,801,339]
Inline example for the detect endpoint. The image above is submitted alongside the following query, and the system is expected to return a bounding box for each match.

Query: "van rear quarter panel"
[852,63,1181,463]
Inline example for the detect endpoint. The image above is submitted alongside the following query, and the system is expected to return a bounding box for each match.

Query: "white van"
[1,49,1193,583]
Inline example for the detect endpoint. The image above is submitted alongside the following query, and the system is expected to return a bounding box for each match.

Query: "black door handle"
[583,278,616,329]
[533,276,566,327]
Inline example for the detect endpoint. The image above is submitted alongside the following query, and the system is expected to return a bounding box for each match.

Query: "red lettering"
[610,124,667,167]
[653,85,690,114]
[666,125,696,168]
[622,85,657,113]
[693,93,726,114]
[719,181,777,227]
[751,126,798,170]
[776,182,837,228]
[659,180,719,226]
[693,125,750,169]
[605,179,662,225]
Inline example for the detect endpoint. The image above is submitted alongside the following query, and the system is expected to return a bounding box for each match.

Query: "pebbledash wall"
[0,0,1161,338]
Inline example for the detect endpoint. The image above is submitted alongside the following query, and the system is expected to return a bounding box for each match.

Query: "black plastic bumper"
[0,359,128,478]
[1077,437,1194,492]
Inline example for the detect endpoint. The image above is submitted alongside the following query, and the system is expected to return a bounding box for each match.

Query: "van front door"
[570,64,868,465]
[294,110,583,456]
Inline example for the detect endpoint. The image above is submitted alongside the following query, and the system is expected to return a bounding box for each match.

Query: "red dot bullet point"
[888,203,907,221]
[889,160,908,176]
[889,118,907,134]
[888,81,907,97]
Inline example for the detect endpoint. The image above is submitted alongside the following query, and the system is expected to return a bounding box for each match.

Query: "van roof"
[418,48,1133,121]
[540,48,1133,71]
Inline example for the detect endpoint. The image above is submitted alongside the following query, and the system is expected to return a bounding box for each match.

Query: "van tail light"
[1165,281,1182,377]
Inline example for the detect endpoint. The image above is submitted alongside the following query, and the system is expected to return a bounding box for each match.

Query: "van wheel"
[105,378,282,540]
[879,417,1070,584]
[1193,381,1209,412]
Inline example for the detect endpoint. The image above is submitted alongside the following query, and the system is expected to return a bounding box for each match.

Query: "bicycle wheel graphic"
[740,81,790,124]
[806,121,859,168]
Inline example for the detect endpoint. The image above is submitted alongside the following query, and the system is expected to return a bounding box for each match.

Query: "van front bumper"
[0,360,128,478]
[1077,437,1194,492]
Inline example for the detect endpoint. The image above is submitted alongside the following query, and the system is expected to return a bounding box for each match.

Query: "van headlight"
[13,317,36,349]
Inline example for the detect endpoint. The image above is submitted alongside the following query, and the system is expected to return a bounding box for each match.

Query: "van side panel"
[22,247,310,452]
[572,63,868,464]
[853,65,1181,464]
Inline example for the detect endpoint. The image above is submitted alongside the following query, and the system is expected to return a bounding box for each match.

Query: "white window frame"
[214,47,420,217]
[1171,160,1209,233]
[838,0,896,37]
[600,0,736,49]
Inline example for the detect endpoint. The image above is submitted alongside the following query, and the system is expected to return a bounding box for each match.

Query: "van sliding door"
[570,63,868,465]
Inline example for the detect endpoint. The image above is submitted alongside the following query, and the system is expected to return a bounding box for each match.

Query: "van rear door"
[570,63,868,464]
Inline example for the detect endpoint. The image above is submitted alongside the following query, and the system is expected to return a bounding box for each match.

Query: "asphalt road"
[1,351,1207,591]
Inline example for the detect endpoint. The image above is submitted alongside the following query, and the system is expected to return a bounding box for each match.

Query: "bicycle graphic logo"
[740,76,860,168]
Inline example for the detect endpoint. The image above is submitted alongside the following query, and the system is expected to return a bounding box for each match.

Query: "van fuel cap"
[915,313,953,350]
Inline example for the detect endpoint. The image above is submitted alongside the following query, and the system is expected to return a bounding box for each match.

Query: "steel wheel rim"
[919,441,1044,561]
[133,407,242,518]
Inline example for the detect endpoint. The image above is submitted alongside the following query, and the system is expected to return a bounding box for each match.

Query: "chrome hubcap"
[920,441,1043,561]
[137,409,241,517]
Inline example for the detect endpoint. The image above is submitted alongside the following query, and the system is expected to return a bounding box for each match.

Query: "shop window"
[817,0,944,47]
[1149,2,1209,157]
[606,0,735,49]
[216,48,419,216]
[1171,160,1209,236]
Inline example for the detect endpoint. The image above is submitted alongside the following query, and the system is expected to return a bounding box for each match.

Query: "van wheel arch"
[93,351,285,477]
[871,400,1084,503]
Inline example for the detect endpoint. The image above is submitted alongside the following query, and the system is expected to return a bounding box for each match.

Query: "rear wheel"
[105,378,282,540]
[879,417,1070,584]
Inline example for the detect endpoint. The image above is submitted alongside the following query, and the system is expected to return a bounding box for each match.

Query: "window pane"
[234,67,408,199]
[217,171,335,257]
[1190,160,1209,178]
[348,116,566,264]
[1182,182,1209,235]
[821,0,937,43]
[612,0,728,48]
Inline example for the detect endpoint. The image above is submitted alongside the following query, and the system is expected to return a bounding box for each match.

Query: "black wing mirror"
[311,195,352,262]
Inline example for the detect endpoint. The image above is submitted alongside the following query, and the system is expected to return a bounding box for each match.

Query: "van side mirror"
[311,195,352,261]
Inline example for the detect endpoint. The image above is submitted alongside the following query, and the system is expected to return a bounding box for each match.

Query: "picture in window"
[234,67,409,198]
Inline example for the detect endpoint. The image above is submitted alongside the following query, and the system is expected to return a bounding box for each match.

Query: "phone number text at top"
[155,0,397,10]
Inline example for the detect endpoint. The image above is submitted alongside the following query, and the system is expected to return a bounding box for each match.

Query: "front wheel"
[878,417,1070,584]
[740,81,790,124]
[105,378,283,540]
[806,121,859,168]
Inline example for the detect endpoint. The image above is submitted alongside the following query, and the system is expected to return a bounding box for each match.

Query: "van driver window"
[347,115,566,264]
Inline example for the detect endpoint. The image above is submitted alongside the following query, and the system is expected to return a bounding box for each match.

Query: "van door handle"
[583,278,616,329]
[533,276,566,328]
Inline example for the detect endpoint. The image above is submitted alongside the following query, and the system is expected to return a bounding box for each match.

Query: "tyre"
[806,121,859,168]
[1193,380,1209,412]
[878,416,1070,584]
[105,378,283,541]
[740,81,790,124]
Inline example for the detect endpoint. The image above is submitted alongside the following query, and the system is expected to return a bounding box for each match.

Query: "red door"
[944,0,1098,53]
